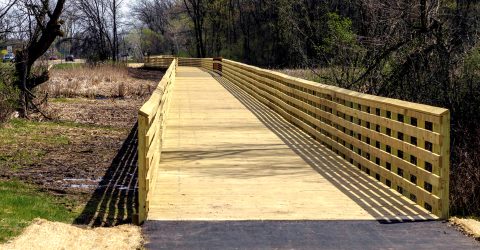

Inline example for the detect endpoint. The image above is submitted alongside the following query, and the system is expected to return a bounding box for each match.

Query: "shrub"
[0,63,18,123]
[449,46,480,216]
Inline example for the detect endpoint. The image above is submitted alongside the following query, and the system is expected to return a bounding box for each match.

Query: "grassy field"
[0,118,124,171]
[0,117,126,240]
[0,180,79,243]
[275,68,328,83]
[0,119,70,171]
[0,113,134,243]
[38,64,158,99]
[51,63,85,70]
[0,65,163,243]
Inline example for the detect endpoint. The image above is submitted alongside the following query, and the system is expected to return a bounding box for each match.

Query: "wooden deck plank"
[148,66,436,221]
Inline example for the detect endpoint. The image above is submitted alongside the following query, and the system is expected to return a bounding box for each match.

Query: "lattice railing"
[218,59,450,219]
[141,56,450,219]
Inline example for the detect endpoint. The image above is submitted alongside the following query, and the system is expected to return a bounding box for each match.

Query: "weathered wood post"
[213,57,222,75]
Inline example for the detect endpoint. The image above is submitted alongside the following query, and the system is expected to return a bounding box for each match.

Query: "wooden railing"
[218,59,450,219]
[137,58,177,223]
[144,56,215,69]
[145,55,175,68]
[178,57,213,69]
[139,56,450,219]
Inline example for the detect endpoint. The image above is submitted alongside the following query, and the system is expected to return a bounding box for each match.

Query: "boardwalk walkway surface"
[144,67,479,249]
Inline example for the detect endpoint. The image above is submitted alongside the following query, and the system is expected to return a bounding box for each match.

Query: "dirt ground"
[0,66,164,225]
[450,217,480,241]
[2,99,143,203]
[0,219,142,250]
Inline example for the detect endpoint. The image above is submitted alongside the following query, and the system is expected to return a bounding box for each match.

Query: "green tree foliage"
[141,28,164,54]
[322,12,356,54]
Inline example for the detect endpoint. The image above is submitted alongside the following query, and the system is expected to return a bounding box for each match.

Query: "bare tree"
[133,0,173,35]
[0,0,17,20]
[73,0,122,61]
[13,0,66,116]
[109,0,122,60]
[183,0,206,57]
[0,0,18,36]
[132,0,181,55]
[74,0,112,60]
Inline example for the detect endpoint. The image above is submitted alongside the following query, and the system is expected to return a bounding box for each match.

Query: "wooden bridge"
[136,57,450,225]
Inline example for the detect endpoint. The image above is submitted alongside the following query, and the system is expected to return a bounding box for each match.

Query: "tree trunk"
[112,0,118,61]
[14,51,29,116]
[12,0,66,117]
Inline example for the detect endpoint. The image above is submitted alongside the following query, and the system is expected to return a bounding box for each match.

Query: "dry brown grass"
[275,68,327,83]
[275,67,364,89]
[44,98,146,127]
[36,65,157,99]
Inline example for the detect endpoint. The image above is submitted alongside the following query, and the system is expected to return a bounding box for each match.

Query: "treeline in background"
[137,0,480,217]
[1,0,479,217]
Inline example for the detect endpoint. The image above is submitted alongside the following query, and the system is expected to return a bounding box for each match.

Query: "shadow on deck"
[143,67,480,250]
[74,124,138,227]
[210,72,436,223]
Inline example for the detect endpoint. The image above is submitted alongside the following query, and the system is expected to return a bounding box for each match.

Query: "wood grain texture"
[147,67,436,221]
[220,59,450,218]
[145,56,175,68]
[137,59,177,224]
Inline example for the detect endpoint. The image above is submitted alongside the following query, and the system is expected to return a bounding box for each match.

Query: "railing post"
[213,57,222,75]
[145,52,150,65]
[137,114,148,224]
[439,111,450,219]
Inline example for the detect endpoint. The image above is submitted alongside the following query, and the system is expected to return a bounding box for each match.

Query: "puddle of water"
[94,95,108,100]
[115,185,136,191]
[63,178,103,182]
[69,184,96,189]
[63,180,136,190]
[95,95,125,100]
[63,178,103,189]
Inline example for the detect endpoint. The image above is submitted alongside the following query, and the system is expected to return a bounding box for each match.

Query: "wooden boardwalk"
[148,67,436,222]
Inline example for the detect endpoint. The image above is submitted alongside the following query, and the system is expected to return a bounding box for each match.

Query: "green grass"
[0,118,122,171]
[0,118,71,146]
[0,118,122,147]
[52,119,121,132]
[2,118,120,139]
[0,180,79,243]
[0,149,46,171]
[49,97,78,103]
[51,63,84,70]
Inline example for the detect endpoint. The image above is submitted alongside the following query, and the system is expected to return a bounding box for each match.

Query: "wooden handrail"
[178,57,213,69]
[139,55,450,219]
[219,59,450,219]
[137,58,177,224]
[145,56,175,68]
